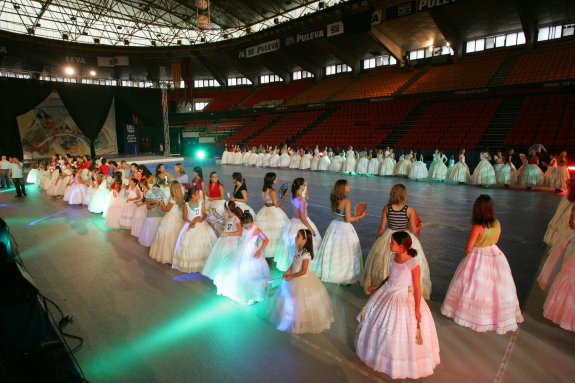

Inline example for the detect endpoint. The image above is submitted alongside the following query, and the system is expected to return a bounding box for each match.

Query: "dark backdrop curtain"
[56,84,115,159]
[115,87,162,127]
[0,78,53,158]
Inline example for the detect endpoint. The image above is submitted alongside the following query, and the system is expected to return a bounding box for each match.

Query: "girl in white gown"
[367,151,380,175]
[518,150,544,187]
[279,148,291,168]
[289,150,302,169]
[214,211,270,305]
[471,151,496,185]
[299,150,313,170]
[255,173,290,259]
[318,151,331,171]
[88,174,109,214]
[544,177,575,247]
[428,149,440,175]
[119,178,142,229]
[67,171,86,206]
[312,179,365,284]
[329,153,344,172]
[361,184,431,299]
[356,151,369,175]
[221,146,229,165]
[429,151,448,180]
[130,181,150,237]
[379,150,395,176]
[275,178,322,271]
[46,166,60,196]
[172,188,218,273]
[310,153,320,171]
[269,229,334,334]
[395,152,413,176]
[138,186,166,247]
[448,149,471,183]
[408,154,428,180]
[545,151,570,191]
[202,201,243,280]
[356,231,440,379]
[269,148,280,168]
[149,181,185,264]
[344,147,357,174]
[105,175,126,229]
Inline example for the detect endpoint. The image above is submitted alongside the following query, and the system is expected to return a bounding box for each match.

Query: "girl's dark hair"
[155,163,165,177]
[114,172,122,184]
[330,179,348,212]
[241,210,254,225]
[130,177,138,185]
[193,166,203,179]
[187,187,200,200]
[225,200,243,220]
[138,165,152,178]
[209,171,222,185]
[232,172,244,187]
[472,194,496,228]
[263,172,276,192]
[391,231,418,257]
[297,229,315,260]
[291,177,305,199]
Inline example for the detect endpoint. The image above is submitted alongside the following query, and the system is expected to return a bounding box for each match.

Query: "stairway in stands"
[488,49,522,87]
[380,101,432,148]
[393,66,431,95]
[326,77,358,101]
[287,109,338,146]
[241,115,287,145]
[476,96,524,150]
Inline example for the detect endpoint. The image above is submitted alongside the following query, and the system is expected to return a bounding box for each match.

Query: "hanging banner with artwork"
[17,91,118,159]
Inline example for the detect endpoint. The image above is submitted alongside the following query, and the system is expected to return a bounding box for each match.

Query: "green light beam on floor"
[83,299,234,380]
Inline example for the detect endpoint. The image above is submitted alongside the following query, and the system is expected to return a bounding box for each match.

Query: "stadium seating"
[284,75,354,105]
[242,79,314,108]
[194,88,253,112]
[246,110,325,146]
[332,67,420,101]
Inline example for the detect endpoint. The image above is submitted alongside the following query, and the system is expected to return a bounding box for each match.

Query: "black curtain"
[56,84,115,159]
[115,87,162,127]
[0,79,53,159]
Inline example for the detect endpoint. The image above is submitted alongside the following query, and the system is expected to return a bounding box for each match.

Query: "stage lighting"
[196,150,206,160]
[64,66,75,76]
[89,70,97,76]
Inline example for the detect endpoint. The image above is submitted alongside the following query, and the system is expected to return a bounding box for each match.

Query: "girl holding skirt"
[149,181,185,264]
[269,229,334,334]
[355,231,440,379]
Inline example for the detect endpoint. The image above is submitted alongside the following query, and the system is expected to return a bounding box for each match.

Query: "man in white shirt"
[0,155,10,188]
[8,157,26,197]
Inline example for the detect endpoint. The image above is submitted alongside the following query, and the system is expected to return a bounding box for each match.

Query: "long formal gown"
[268,249,334,334]
[255,190,290,259]
[355,257,440,379]
[149,199,183,264]
[202,216,241,280]
[441,220,524,334]
[312,207,363,284]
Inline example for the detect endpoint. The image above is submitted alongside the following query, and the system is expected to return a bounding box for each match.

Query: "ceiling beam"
[315,39,360,74]
[223,52,258,84]
[369,26,404,63]
[194,53,227,87]
[277,49,321,79]
[258,57,290,84]
[428,8,462,61]
[515,0,536,49]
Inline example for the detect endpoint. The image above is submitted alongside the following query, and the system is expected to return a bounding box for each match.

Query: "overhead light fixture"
[177,39,182,45]
[274,17,279,25]
[446,42,451,47]
[223,34,228,39]
[93,37,100,44]
[62,33,69,40]
[89,70,97,77]
[117,25,122,30]
[200,37,206,43]
[27,27,35,35]
[64,67,75,76]
[428,45,433,52]
[13,4,20,9]
[124,39,130,45]
[318,1,325,9]
[151,40,157,46]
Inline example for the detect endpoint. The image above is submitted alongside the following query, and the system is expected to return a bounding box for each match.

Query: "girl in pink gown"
[355,231,440,379]
[441,194,524,334]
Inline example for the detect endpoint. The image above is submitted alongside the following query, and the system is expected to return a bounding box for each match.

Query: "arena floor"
[2,163,574,383]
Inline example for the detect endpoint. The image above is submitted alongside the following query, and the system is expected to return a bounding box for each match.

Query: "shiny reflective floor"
[2,164,574,383]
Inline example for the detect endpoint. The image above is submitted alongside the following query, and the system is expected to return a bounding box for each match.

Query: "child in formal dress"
[255,172,289,259]
[441,194,524,334]
[543,208,575,332]
[131,181,149,237]
[274,178,322,271]
[202,201,243,280]
[149,181,185,264]
[172,188,217,273]
[138,185,166,247]
[105,173,127,229]
[119,178,142,229]
[355,231,440,379]
[269,229,334,333]
[67,169,86,206]
[361,184,431,298]
[214,211,270,305]
[312,179,365,284]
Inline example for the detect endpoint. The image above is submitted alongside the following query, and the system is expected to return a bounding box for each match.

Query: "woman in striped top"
[361,184,431,298]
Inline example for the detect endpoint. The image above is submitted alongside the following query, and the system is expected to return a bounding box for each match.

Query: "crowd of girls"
[26,151,573,380]
[220,144,571,191]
